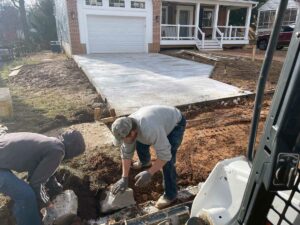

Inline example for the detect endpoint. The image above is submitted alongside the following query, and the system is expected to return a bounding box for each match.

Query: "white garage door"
[87,15,146,53]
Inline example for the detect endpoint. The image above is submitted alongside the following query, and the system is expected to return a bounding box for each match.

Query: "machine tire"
[276,45,284,50]
[258,39,268,50]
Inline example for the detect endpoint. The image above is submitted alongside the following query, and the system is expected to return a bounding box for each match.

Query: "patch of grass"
[12,85,87,120]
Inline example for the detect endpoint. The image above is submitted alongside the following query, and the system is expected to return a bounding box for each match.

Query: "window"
[85,0,102,6]
[258,10,276,29]
[109,0,125,7]
[259,8,298,30]
[162,6,168,24]
[202,9,213,27]
[131,1,145,9]
[282,8,298,26]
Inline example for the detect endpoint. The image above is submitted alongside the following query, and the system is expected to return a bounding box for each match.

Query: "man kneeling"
[0,130,85,225]
[111,105,186,209]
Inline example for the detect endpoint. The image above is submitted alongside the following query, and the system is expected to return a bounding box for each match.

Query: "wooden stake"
[94,107,102,121]
[109,108,116,117]
[252,44,256,62]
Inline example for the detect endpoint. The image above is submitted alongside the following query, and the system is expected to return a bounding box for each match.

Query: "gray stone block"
[100,188,136,213]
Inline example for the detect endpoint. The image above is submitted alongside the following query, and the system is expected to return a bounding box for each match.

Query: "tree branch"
[11,0,19,9]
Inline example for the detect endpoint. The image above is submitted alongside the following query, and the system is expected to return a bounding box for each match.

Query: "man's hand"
[135,171,152,187]
[41,204,57,224]
[112,177,129,195]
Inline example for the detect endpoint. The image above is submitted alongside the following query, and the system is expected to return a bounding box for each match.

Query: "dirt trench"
[50,95,272,223]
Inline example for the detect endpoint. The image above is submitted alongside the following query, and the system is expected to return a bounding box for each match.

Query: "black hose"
[247,0,289,163]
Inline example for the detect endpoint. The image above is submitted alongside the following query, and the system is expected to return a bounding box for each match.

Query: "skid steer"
[189,0,300,224]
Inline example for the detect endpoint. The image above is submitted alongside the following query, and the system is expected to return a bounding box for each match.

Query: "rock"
[10,65,23,71]
[43,190,78,225]
[0,125,8,136]
[233,99,239,105]
[8,70,20,77]
[0,88,13,119]
[0,195,14,225]
[100,188,136,213]
[53,214,82,225]
[92,103,105,109]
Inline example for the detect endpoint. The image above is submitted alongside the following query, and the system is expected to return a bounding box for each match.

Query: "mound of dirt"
[9,60,88,89]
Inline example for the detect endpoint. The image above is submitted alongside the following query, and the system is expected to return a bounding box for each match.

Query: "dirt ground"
[40,95,272,223]
[0,51,276,224]
[163,49,284,92]
[213,47,288,63]
[0,52,109,133]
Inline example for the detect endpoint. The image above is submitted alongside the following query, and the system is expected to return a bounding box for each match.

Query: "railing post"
[235,28,237,39]
[229,25,232,40]
[177,24,180,40]
[221,34,223,48]
[195,3,200,39]
[244,6,252,40]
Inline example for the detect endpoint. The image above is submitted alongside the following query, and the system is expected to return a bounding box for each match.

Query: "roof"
[259,0,300,11]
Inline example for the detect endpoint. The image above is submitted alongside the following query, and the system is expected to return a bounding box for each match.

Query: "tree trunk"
[19,0,30,43]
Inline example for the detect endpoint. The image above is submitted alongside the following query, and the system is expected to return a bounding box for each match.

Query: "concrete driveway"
[74,53,247,116]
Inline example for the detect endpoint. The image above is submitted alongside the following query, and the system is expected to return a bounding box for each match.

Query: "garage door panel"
[87,15,146,53]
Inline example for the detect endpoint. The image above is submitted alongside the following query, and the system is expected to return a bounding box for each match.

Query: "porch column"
[244,6,252,40]
[195,2,201,39]
[226,8,230,26]
[213,4,220,39]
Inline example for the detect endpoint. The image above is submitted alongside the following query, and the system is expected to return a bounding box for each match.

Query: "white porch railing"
[216,27,224,48]
[197,27,205,49]
[161,24,196,40]
[218,26,247,40]
[160,24,247,49]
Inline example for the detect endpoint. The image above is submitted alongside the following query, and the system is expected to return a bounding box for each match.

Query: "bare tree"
[11,0,30,43]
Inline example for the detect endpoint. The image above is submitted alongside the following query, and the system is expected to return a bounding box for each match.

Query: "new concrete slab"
[0,88,13,118]
[74,53,248,116]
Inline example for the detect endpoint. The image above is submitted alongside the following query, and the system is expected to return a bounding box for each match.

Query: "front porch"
[160,0,255,50]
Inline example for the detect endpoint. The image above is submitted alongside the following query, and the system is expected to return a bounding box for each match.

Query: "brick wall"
[66,0,86,55]
[218,6,227,26]
[149,0,161,53]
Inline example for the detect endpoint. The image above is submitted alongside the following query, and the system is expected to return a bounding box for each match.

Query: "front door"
[200,7,215,39]
[179,10,190,37]
[176,6,194,39]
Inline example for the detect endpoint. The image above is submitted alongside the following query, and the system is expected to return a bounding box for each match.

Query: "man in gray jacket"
[111,105,186,209]
[0,130,85,225]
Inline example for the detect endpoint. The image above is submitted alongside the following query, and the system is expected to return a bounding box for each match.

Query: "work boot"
[155,195,177,209]
[131,161,152,170]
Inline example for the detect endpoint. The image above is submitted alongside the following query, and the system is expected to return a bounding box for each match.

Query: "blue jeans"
[136,115,186,200]
[0,169,42,225]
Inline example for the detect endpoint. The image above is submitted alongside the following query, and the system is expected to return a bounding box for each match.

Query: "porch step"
[196,40,222,51]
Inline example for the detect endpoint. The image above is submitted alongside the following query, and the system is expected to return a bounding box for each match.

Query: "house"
[0,5,22,47]
[257,0,300,35]
[54,0,257,55]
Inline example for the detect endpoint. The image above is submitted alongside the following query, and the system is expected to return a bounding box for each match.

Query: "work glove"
[134,171,152,187]
[42,205,57,225]
[46,176,64,198]
[112,177,129,195]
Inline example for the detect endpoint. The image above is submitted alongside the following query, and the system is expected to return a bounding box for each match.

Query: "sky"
[2,0,36,6]
[25,0,36,6]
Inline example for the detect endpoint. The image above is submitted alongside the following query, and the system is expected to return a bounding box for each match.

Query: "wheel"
[276,45,284,50]
[258,39,268,50]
